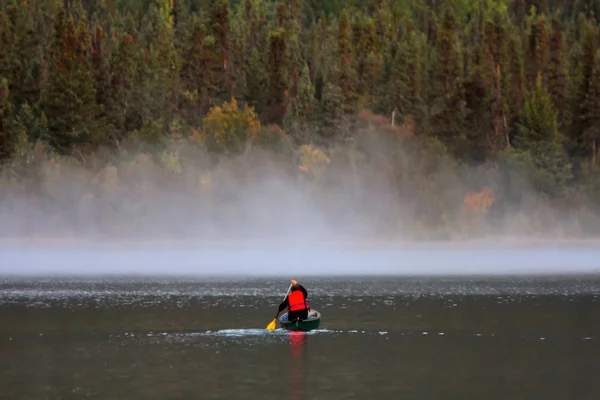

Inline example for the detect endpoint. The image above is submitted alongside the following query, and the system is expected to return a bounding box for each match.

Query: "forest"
[1,0,600,241]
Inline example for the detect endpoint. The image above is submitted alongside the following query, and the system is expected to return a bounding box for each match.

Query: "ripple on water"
[1,276,600,309]
[113,328,393,343]
[109,330,596,344]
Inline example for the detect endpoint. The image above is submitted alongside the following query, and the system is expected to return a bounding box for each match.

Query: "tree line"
[2,0,600,239]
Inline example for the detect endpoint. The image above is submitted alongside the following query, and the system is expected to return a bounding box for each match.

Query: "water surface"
[1,276,599,399]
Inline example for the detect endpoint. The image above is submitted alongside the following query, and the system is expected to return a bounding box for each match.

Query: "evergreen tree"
[483,6,510,159]
[91,23,110,121]
[264,26,288,125]
[180,16,214,121]
[568,17,597,163]
[463,41,493,162]
[392,30,425,124]
[581,51,600,169]
[245,48,268,112]
[0,12,12,81]
[545,11,569,122]
[337,11,359,114]
[12,103,49,145]
[514,76,572,197]
[105,32,142,142]
[506,32,526,138]
[0,77,12,160]
[3,3,43,110]
[140,3,181,135]
[525,11,549,91]
[283,63,316,144]
[429,1,467,158]
[318,82,344,145]
[40,11,101,154]
[208,0,234,102]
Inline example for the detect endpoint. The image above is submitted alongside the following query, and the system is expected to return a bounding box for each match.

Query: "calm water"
[1,276,599,399]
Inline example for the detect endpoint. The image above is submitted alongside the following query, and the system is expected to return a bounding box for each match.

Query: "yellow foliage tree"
[297,144,330,181]
[463,186,494,220]
[202,98,261,156]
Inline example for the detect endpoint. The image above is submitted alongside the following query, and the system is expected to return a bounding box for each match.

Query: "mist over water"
[2,240,600,276]
[2,123,600,278]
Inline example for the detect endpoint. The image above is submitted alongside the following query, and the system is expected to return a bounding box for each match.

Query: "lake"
[1,276,599,399]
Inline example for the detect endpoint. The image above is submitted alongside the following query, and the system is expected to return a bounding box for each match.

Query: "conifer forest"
[2,0,600,241]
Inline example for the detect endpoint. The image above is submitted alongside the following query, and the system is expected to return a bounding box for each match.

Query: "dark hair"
[291,283,300,291]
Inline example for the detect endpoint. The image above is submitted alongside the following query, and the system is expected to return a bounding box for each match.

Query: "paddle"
[266,283,293,330]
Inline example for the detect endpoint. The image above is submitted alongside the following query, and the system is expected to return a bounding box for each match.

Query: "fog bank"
[3,124,600,278]
[2,241,600,276]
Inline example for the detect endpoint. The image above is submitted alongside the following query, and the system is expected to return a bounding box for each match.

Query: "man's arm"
[277,296,289,313]
[298,284,308,299]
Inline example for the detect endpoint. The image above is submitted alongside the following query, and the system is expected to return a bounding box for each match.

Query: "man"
[277,279,309,321]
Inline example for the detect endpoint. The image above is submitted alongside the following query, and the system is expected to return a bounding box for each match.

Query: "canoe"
[279,310,321,331]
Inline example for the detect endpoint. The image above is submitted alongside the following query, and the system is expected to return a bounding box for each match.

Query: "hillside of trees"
[2,0,600,241]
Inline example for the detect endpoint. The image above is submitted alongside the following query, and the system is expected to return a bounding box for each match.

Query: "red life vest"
[288,290,308,312]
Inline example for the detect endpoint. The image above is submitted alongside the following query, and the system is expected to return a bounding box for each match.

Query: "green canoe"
[279,310,321,331]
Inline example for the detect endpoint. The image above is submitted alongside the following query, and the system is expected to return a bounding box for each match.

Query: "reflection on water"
[289,331,306,400]
[0,276,599,399]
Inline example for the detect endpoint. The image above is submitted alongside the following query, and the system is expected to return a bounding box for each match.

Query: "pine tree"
[354,17,380,106]
[429,1,467,158]
[506,32,526,141]
[264,26,288,125]
[91,23,110,119]
[545,11,569,123]
[319,82,344,145]
[373,39,396,116]
[0,77,12,160]
[0,12,12,77]
[463,42,493,163]
[180,16,213,121]
[12,103,49,145]
[105,32,142,142]
[568,17,598,163]
[3,3,42,110]
[525,11,549,91]
[283,63,316,144]
[434,3,461,99]
[40,11,101,154]
[245,48,268,112]
[337,11,359,114]
[283,0,303,76]
[140,3,181,135]
[511,0,527,27]
[482,6,510,159]
[208,0,234,102]
[391,30,425,124]
[581,51,600,169]
[514,76,572,197]
[515,77,561,150]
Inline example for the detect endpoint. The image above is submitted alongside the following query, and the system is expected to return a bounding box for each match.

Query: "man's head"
[291,283,300,292]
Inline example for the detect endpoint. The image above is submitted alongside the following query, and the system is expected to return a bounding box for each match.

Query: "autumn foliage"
[463,187,495,219]
[297,144,330,178]
[202,98,261,155]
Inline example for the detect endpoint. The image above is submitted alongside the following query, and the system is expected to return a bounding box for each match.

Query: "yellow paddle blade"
[266,318,277,330]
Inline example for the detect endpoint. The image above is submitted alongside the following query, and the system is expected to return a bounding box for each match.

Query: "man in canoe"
[277,280,310,321]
